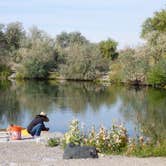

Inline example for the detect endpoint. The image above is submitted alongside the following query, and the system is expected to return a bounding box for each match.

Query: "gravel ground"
[0,142,165,166]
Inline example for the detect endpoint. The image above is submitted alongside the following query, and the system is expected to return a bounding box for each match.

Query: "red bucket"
[9,126,22,140]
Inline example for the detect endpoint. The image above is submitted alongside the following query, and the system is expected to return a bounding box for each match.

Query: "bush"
[62,119,84,148]
[109,60,123,83]
[148,59,166,86]
[21,57,50,79]
[16,42,55,79]
[62,119,128,154]
[47,138,60,147]
[85,124,128,154]
[60,44,109,80]
[61,119,165,156]
[126,138,166,157]
[0,65,11,80]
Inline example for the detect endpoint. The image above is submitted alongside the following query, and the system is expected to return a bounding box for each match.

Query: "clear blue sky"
[0,0,165,48]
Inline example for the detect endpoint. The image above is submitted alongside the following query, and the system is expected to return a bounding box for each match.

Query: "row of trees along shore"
[0,8,166,87]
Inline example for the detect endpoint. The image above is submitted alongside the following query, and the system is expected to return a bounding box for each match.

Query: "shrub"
[21,57,50,79]
[0,65,11,80]
[62,119,128,154]
[47,138,60,147]
[126,138,166,157]
[61,119,165,156]
[59,44,109,80]
[147,59,166,86]
[62,119,84,148]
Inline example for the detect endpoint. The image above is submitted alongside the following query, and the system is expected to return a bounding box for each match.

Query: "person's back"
[27,112,49,137]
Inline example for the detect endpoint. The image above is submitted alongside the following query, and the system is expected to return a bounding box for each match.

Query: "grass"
[126,140,166,157]
[47,138,60,147]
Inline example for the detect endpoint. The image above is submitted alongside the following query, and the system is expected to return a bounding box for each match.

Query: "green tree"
[0,24,7,50]
[111,46,149,84]
[16,27,56,79]
[55,31,89,69]
[56,31,89,49]
[0,24,11,79]
[148,58,166,87]
[5,22,25,50]
[109,47,135,83]
[0,24,8,64]
[99,38,118,60]
[60,44,109,80]
[141,9,166,38]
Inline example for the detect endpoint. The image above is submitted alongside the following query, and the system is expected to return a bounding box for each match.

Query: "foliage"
[0,24,8,53]
[60,44,109,80]
[55,31,89,49]
[0,65,11,80]
[126,138,166,157]
[0,22,25,69]
[147,58,166,87]
[122,55,148,84]
[62,119,128,154]
[109,8,166,85]
[0,22,25,51]
[1,10,166,84]
[99,38,118,60]
[85,124,128,154]
[145,32,166,64]
[18,57,52,79]
[62,119,83,147]
[62,119,166,156]
[47,138,60,147]
[16,27,56,79]
[110,47,149,84]
[141,8,166,38]
[109,61,123,83]
[5,22,25,57]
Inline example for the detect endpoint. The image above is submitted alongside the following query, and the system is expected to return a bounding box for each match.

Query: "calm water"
[0,80,166,139]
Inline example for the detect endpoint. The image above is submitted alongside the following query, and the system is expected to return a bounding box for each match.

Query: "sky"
[0,0,165,49]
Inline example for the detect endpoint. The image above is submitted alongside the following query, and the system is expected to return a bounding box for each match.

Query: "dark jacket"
[27,115,49,134]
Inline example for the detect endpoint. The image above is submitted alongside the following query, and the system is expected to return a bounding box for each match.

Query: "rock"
[63,143,98,159]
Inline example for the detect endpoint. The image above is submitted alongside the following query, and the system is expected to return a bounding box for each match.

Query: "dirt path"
[0,142,165,166]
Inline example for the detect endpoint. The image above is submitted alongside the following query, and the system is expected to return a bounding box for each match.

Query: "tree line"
[0,8,166,87]
[0,23,117,80]
[110,8,166,87]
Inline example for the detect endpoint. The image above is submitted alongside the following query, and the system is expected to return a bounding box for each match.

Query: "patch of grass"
[127,141,166,157]
[47,138,60,147]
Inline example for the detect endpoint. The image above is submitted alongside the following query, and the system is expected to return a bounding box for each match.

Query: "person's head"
[39,112,47,116]
[39,112,49,122]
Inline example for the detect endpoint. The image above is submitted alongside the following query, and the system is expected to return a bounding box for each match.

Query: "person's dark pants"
[30,123,44,136]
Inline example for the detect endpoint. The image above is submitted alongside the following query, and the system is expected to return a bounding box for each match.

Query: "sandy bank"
[0,141,165,166]
[0,132,165,166]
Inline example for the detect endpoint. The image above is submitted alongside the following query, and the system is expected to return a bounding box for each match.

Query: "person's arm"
[41,121,49,131]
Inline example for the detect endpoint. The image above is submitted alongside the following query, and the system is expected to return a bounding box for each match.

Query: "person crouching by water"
[27,112,49,137]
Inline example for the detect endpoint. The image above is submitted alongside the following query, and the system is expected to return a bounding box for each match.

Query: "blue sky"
[0,0,165,48]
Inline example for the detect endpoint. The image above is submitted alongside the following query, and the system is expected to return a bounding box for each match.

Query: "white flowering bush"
[85,124,128,153]
[108,124,128,152]
[62,119,84,147]
[62,119,128,154]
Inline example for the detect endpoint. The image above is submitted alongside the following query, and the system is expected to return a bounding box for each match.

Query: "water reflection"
[0,81,21,125]
[0,80,165,140]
